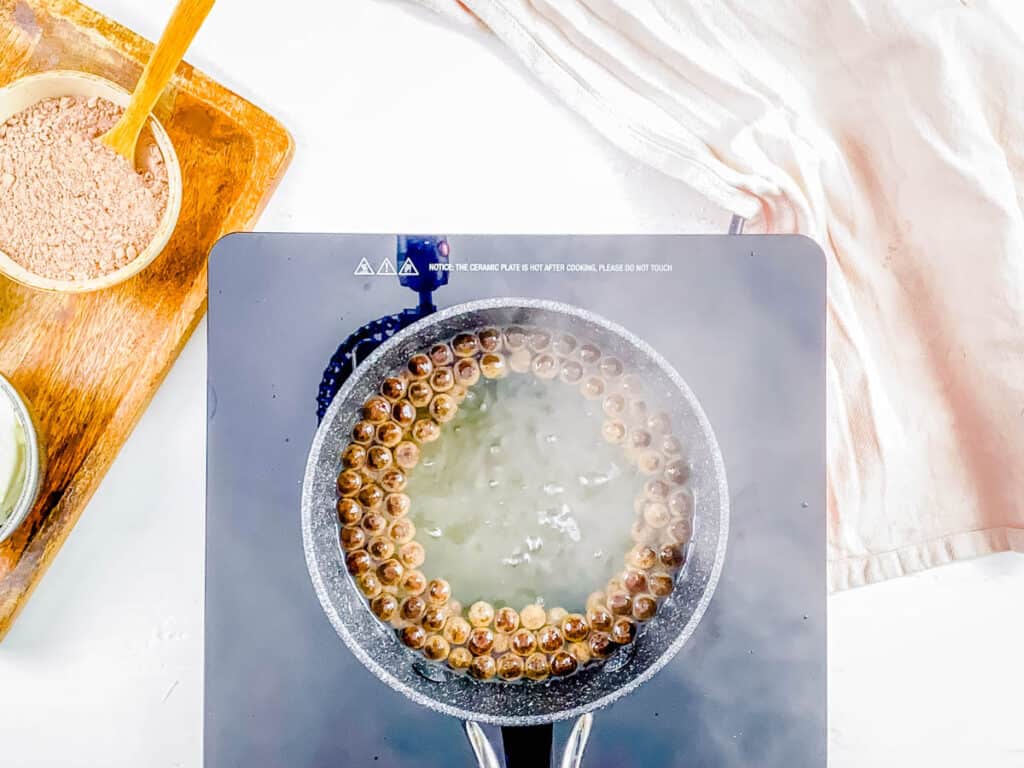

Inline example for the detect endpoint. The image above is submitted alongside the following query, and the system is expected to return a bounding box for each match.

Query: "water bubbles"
[427,527,443,538]
[542,482,564,496]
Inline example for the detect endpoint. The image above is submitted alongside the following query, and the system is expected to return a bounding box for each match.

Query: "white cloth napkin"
[414,0,1024,590]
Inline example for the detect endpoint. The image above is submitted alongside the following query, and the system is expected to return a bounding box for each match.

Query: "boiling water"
[406,374,641,610]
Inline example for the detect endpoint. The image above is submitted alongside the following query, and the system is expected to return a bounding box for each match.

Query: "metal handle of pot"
[464,715,593,768]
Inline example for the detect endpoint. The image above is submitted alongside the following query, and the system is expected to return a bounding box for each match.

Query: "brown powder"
[0,95,169,282]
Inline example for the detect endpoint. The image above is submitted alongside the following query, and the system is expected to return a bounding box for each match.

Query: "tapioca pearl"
[336,498,362,525]
[399,541,426,568]
[496,653,524,681]
[580,376,605,400]
[423,634,451,662]
[610,617,637,645]
[467,627,495,656]
[366,444,393,471]
[371,594,399,622]
[577,344,601,366]
[407,353,433,379]
[550,650,577,677]
[468,654,497,680]
[411,418,441,443]
[468,601,495,628]
[341,444,367,470]
[362,396,392,424]
[391,400,417,427]
[367,536,395,561]
[429,366,455,392]
[375,421,404,447]
[559,360,583,384]
[503,326,528,350]
[352,420,376,444]
[510,629,538,657]
[400,595,427,622]
[339,525,366,551]
[381,376,407,401]
[478,327,503,352]
[552,334,577,356]
[665,459,690,485]
[531,353,558,380]
[642,500,670,528]
[377,558,405,586]
[357,484,385,510]
[524,652,551,681]
[452,332,480,358]
[528,329,551,353]
[408,380,434,407]
[400,624,427,650]
[632,594,658,621]
[394,441,420,470]
[345,550,372,576]
[480,352,508,379]
[429,343,455,367]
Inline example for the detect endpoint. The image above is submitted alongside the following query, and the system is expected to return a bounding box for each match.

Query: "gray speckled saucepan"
[301,298,729,767]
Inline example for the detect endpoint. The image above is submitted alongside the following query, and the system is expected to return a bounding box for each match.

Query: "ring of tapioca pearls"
[335,325,695,682]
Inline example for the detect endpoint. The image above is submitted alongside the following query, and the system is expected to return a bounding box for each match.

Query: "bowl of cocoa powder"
[0,71,182,292]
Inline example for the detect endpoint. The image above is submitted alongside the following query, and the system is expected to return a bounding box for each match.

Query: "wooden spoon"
[102,0,216,162]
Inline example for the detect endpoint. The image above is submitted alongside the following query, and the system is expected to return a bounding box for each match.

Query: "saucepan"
[302,298,729,767]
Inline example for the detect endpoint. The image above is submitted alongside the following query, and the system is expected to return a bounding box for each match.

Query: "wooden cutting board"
[0,0,293,639]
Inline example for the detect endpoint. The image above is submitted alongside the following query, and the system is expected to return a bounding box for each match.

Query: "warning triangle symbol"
[354,258,374,276]
[398,258,419,277]
[376,258,398,276]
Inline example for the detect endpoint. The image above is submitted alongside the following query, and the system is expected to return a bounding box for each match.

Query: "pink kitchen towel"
[414,0,1024,590]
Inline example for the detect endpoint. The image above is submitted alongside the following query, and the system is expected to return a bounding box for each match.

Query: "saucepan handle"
[464,715,593,768]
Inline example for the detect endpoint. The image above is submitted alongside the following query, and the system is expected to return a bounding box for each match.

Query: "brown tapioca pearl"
[352,420,376,444]
[661,435,683,455]
[341,444,367,470]
[645,479,670,501]
[407,354,433,379]
[357,485,385,511]
[380,468,408,494]
[532,353,558,380]
[402,570,427,596]
[667,518,693,545]
[478,327,502,352]
[668,488,694,518]
[528,329,551,352]
[525,652,551,681]
[503,326,527,350]
[623,570,649,595]
[546,607,568,626]
[422,606,448,633]
[453,357,480,387]
[362,396,392,424]
[537,625,564,653]
[337,469,363,497]
[346,550,372,576]
[336,498,363,526]
[588,633,615,659]
[430,343,455,367]
[367,536,395,561]
[429,393,458,423]
[423,634,451,662]
[642,501,671,528]
[408,380,434,408]
[391,400,417,427]
[648,572,675,598]
[492,633,510,655]
[399,541,426,569]
[400,595,427,622]
[552,334,576,356]
[626,545,659,571]
[365,445,393,472]
[399,625,427,650]
[468,601,495,628]
[580,377,605,400]
[375,422,403,449]
[384,493,411,519]
[377,558,405,586]
[393,441,420,471]
[659,543,686,569]
[603,394,626,419]
[412,418,441,444]
[598,357,623,378]
[448,647,473,672]
[559,360,583,384]
[611,617,637,645]
[428,366,455,393]
[381,376,407,401]
[510,629,538,657]
[664,459,690,486]
[371,594,399,622]
[494,607,520,634]
[587,606,614,633]
[629,429,653,451]
[520,604,546,631]
[638,451,663,476]
[550,651,578,677]
[632,594,658,621]
[340,525,366,551]
[426,579,451,606]
[561,614,589,642]
[569,641,592,666]
[608,592,633,616]
[355,572,382,598]
[452,333,479,358]
[496,653,525,681]
[467,628,495,656]
[480,352,508,379]
[508,348,532,374]
[577,344,601,366]
[468,655,497,681]
[601,419,627,444]
[443,616,472,646]
[646,411,672,434]
[631,519,659,546]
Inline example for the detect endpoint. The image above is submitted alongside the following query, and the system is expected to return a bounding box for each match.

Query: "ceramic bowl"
[0,373,44,545]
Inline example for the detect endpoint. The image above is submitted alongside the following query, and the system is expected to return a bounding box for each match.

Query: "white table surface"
[1,2,1021,766]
